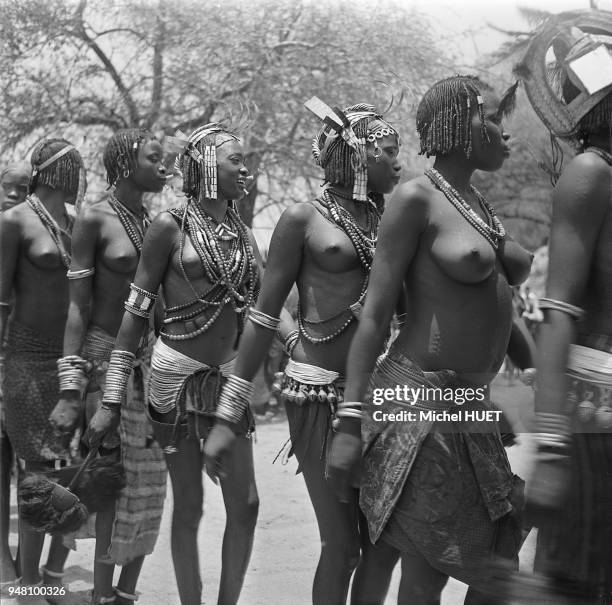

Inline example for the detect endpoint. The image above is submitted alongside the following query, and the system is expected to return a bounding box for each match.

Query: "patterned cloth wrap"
[360,344,523,586]
[76,326,167,564]
[535,335,612,598]
[280,358,345,475]
[3,322,70,463]
[147,339,253,452]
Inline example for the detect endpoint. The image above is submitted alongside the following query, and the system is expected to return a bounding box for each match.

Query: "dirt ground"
[2,378,537,605]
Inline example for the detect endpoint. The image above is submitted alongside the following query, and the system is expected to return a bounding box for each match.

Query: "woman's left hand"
[203,421,237,483]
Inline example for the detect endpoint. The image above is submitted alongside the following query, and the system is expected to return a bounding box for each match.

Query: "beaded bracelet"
[336,401,364,419]
[539,298,585,321]
[248,308,281,331]
[216,374,255,424]
[67,267,95,280]
[101,350,135,411]
[125,283,158,319]
[57,355,90,393]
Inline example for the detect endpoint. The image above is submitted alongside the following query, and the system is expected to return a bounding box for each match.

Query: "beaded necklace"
[298,189,380,344]
[27,194,72,268]
[425,167,505,250]
[161,199,259,340]
[108,193,150,255]
[585,146,612,166]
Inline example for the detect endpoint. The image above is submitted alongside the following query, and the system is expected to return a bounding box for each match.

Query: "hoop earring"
[116,153,130,180]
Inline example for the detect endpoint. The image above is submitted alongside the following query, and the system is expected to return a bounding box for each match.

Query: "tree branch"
[73,0,140,126]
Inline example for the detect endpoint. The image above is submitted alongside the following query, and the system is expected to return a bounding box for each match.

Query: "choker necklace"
[585,146,612,166]
[425,167,505,250]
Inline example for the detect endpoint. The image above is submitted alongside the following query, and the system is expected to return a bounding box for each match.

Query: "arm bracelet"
[336,401,364,419]
[534,412,572,451]
[125,283,158,319]
[248,308,281,331]
[283,330,299,355]
[101,350,135,411]
[539,298,585,320]
[67,267,95,280]
[216,374,255,424]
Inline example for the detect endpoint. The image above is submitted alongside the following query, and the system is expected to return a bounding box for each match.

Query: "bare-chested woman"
[518,11,612,602]
[203,101,401,605]
[328,76,533,605]
[86,124,261,605]
[0,139,85,602]
[49,129,168,605]
[0,160,31,584]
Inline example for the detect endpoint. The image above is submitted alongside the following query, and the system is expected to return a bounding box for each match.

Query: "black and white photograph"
[0,0,611,603]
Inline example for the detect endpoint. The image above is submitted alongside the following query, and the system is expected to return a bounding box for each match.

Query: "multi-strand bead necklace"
[109,193,150,255]
[162,199,259,340]
[425,167,505,250]
[27,194,72,268]
[298,188,380,344]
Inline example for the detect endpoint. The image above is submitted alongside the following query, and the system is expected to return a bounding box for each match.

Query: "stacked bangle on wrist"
[336,401,364,420]
[216,374,254,424]
[101,350,135,412]
[57,355,90,393]
[534,412,572,452]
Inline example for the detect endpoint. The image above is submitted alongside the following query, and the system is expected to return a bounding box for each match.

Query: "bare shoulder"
[75,199,110,229]
[384,176,432,227]
[272,201,316,237]
[555,152,611,216]
[0,205,25,242]
[280,201,317,225]
[148,209,182,238]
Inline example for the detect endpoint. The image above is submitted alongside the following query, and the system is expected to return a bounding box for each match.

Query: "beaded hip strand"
[27,194,72,268]
[425,167,505,250]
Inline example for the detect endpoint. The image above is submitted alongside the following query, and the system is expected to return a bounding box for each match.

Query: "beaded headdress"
[30,139,86,212]
[516,10,612,139]
[170,124,240,202]
[305,97,398,202]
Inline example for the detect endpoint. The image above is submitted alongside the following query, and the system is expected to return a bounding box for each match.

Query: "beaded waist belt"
[566,344,612,429]
[276,358,345,406]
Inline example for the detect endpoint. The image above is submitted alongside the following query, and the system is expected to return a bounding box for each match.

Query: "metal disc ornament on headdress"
[516,10,612,138]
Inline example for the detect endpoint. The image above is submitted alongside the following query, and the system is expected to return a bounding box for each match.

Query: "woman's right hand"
[327,420,362,503]
[85,405,120,448]
[49,394,82,435]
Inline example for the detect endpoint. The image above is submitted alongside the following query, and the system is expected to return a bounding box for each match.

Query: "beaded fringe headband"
[305,97,397,202]
[516,10,612,138]
[167,124,239,201]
